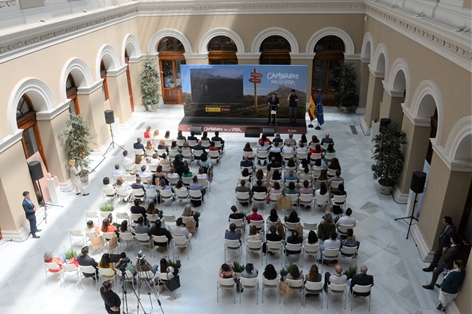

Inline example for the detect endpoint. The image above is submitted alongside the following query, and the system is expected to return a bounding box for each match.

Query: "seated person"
[272,133,283,145]
[158,258,176,280]
[138,166,151,178]
[192,140,207,158]
[181,166,193,179]
[336,207,356,227]
[321,232,341,265]
[134,217,151,235]
[321,133,334,146]
[78,246,98,279]
[296,142,308,154]
[286,210,300,223]
[266,225,283,242]
[263,264,278,280]
[282,142,295,154]
[145,178,158,202]
[284,133,297,147]
[318,213,336,241]
[328,157,342,176]
[299,180,314,195]
[98,253,116,277]
[85,220,100,234]
[270,181,283,195]
[157,139,169,153]
[269,142,282,163]
[228,205,245,221]
[181,204,199,228]
[267,208,280,224]
[247,206,263,224]
[102,177,115,191]
[258,134,272,146]
[211,131,225,151]
[150,220,172,250]
[286,230,303,255]
[189,176,206,201]
[112,164,126,177]
[219,263,236,279]
[170,218,192,240]
[44,249,64,272]
[306,264,322,282]
[187,131,197,143]
[196,167,208,181]
[324,264,347,292]
[324,143,336,163]
[241,263,258,278]
[134,251,158,274]
[239,168,251,183]
[267,157,282,172]
[286,264,303,280]
[252,180,268,194]
[119,220,134,234]
[240,154,254,169]
[225,223,241,243]
[247,225,262,242]
[308,143,324,160]
[131,177,146,194]
[284,170,298,183]
[340,229,360,252]
[271,169,282,181]
[350,265,374,296]
[198,153,211,171]
[304,230,319,245]
[208,141,219,152]
[130,199,147,221]
[235,179,250,197]
[101,218,117,234]
[166,168,180,181]
[285,181,298,195]
[133,137,145,154]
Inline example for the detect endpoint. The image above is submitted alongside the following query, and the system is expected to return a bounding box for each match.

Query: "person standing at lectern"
[22,191,41,239]
[267,93,279,125]
[69,159,89,196]
[287,89,299,124]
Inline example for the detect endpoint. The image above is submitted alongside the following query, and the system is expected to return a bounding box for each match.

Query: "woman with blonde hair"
[135,154,144,166]
[247,225,262,242]
[152,129,160,141]
[144,126,152,139]
[157,140,169,153]
[181,204,199,228]
[145,140,154,151]
[306,264,322,282]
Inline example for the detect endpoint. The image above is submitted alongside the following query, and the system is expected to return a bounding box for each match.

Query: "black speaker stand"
[395,191,420,239]
[103,124,125,156]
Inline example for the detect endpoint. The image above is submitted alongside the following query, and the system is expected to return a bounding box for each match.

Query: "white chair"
[131,188,146,203]
[269,192,282,208]
[116,187,131,202]
[327,168,337,177]
[256,150,269,163]
[265,240,284,266]
[337,223,354,237]
[224,239,241,263]
[126,174,137,184]
[310,152,322,162]
[253,192,267,207]
[182,176,193,187]
[315,194,329,209]
[123,163,135,173]
[147,214,160,224]
[296,151,308,160]
[181,149,193,163]
[239,277,259,304]
[333,194,347,211]
[249,220,264,232]
[175,189,189,206]
[324,152,336,162]
[145,149,155,157]
[102,232,118,253]
[68,228,84,246]
[63,264,80,288]
[157,148,167,158]
[284,222,300,233]
[152,235,170,257]
[145,188,158,204]
[130,213,144,225]
[199,177,210,193]
[148,163,158,173]
[173,235,191,260]
[161,163,171,173]
[330,179,343,192]
[85,211,99,225]
[299,194,314,210]
[229,218,245,234]
[201,139,210,148]
[350,284,373,311]
[79,265,98,290]
[159,189,174,205]
[167,175,180,187]
[282,151,294,163]
[193,149,204,160]
[162,215,176,228]
[44,262,63,287]
[115,212,130,224]
[214,140,223,152]
[168,149,179,159]
[327,283,348,310]
[189,190,203,209]
[176,139,186,148]
[134,149,145,156]
[284,278,304,305]
[102,187,117,205]
[119,232,134,250]
[217,278,236,304]
[209,150,220,167]
[85,231,99,247]
[134,233,151,255]
[322,248,340,272]
[302,242,320,267]
[339,246,358,265]
[98,267,117,287]
[304,280,324,308]
[262,277,280,304]
[246,240,263,262]
[286,193,299,210]
[284,243,302,264]
[236,191,250,208]
[187,139,197,148]
[303,222,318,232]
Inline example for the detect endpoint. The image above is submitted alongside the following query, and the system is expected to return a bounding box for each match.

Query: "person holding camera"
[100,280,121,313]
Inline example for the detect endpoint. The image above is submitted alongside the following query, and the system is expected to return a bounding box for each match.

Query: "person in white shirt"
[336,208,357,227]
[296,142,308,154]
[284,133,297,146]
[324,264,347,292]
[112,164,125,176]
[122,151,133,165]
[138,166,151,178]
[282,141,295,154]
[170,218,192,241]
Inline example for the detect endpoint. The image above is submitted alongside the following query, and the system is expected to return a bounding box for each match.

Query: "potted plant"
[100,203,115,212]
[343,265,358,279]
[330,62,359,113]
[140,58,161,111]
[64,248,79,261]
[167,258,182,269]
[279,264,292,279]
[59,114,96,183]
[371,122,407,194]
[232,261,245,275]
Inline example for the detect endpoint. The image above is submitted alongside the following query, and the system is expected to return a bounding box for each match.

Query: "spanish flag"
[308,88,316,122]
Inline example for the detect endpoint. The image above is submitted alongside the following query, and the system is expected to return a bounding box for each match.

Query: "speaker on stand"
[395,171,426,239]
[103,110,125,156]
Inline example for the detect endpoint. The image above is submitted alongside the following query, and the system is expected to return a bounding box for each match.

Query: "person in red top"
[308,143,324,159]
[258,134,272,146]
[209,141,219,151]
[144,126,152,139]
[101,219,117,234]
[44,249,63,272]
[247,206,264,223]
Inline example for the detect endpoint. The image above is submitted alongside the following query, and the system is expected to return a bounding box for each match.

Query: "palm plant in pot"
[371,122,407,194]
[59,114,96,183]
[140,58,161,111]
[330,62,359,113]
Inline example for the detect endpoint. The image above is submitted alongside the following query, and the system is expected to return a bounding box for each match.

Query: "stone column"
[128,56,144,110]
[361,67,384,135]
[357,59,370,115]
[380,86,405,126]
[236,53,260,65]
[77,80,110,149]
[107,65,132,124]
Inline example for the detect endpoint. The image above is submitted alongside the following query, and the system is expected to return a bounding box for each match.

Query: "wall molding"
[36,101,70,121]
[0,131,22,154]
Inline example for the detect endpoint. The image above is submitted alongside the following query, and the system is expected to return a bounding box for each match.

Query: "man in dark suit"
[240,155,254,169]
[133,137,145,154]
[267,92,279,125]
[187,131,198,147]
[424,216,456,272]
[77,246,98,279]
[350,265,374,296]
[192,140,206,160]
[266,225,282,242]
[251,180,268,194]
[423,235,460,290]
[266,157,282,172]
[211,131,225,151]
[22,191,41,239]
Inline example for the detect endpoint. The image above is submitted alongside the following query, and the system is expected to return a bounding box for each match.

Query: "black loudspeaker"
[262,127,275,137]
[190,126,202,135]
[379,118,391,133]
[410,171,426,194]
[245,129,260,138]
[104,110,115,124]
[28,161,44,181]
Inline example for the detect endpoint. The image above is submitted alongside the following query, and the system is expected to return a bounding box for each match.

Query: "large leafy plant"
[330,62,359,111]
[140,58,161,111]
[371,122,407,187]
[59,115,96,176]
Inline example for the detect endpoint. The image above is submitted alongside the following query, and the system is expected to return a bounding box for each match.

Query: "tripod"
[103,123,125,156]
[395,191,420,239]
[119,268,145,314]
[34,179,63,225]
[136,260,165,314]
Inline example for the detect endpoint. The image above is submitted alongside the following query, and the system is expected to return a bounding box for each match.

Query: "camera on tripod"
[116,257,131,272]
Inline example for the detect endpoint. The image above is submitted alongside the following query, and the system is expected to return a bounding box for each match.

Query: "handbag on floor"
[91,236,104,251]
[185,220,197,233]
[279,280,292,298]
[164,276,180,291]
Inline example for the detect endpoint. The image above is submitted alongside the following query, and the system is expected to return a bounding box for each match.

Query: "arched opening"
[100,60,110,107]
[313,36,345,106]
[66,74,80,115]
[259,35,291,65]
[158,37,186,104]
[124,50,134,111]
[17,94,48,201]
[207,36,238,64]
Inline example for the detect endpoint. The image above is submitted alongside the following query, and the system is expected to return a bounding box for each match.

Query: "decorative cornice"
[77,80,103,95]
[365,2,471,71]
[107,65,128,77]
[401,103,431,127]
[128,54,145,63]
[0,0,16,9]
[36,102,70,121]
[0,131,22,154]
[431,139,472,172]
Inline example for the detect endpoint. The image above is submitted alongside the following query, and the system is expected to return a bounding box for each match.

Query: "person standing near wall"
[287,89,299,124]
[69,159,88,196]
[22,191,41,239]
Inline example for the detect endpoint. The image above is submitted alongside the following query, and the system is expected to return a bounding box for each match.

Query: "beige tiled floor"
[0,105,444,313]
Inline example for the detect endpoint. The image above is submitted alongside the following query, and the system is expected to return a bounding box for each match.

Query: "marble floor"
[0,106,445,313]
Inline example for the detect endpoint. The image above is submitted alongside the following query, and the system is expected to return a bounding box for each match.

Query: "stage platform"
[178,116,307,135]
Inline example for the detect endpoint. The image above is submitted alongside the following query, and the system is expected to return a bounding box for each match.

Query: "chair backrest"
[189,189,202,199]
[99,267,115,277]
[340,246,358,255]
[249,220,264,230]
[247,240,262,249]
[214,140,222,148]
[285,242,302,252]
[201,139,210,148]
[282,151,294,159]
[305,280,323,291]
[299,194,314,203]
[45,262,61,272]
[120,232,134,242]
[327,168,337,177]
[181,149,192,158]
[209,150,219,158]
[218,277,235,287]
[85,231,98,240]
[286,193,298,204]
[85,211,98,218]
[328,283,347,293]
[157,148,167,156]
[161,164,171,173]
[304,242,320,253]
[137,271,155,280]
[323,248,340,258]
[253,192,267,201]
[80,265,96,275]
[69,228,83,237]
[285,222,300,231]
[181,216,195,223]
[310,152,322,160]
[173,235,189,246]
[240,277,258,287]
[257,150,268,158]
[145,149,155,156]
[188,139,197,147]
[132,188,145,197]
[103,187,115,196]
[352,284,372,294]
[236,191,250,200]
[63,264,78,272]
[115,212,130,222]
[229,218,244,228]
[269,193,281,202]
[147,214,160,223]
[330,179,343,190]
[286,278,304,288]
[116,187,130,198]
[123,163,135,172]
[337,224,354,234]
[296,151,308,160]
[175,189,189,198]
[135,233,150,242]
[152,235,168,244]
[176,139,186,147]
[303,222,318,231]
[267,240,283,251]
[315,193,329,204]
[146,188,158,199]
[225,239,241,249]
[130,213,143,222]
[193,149,204,158]
[103,232,116,240]
[262,277,279,287]
[163,215,176,223]
[182,176,193,185]
[169,149,179,158]
[134,148,144,156]
[325,152,336,159]
[160,189,173,198]
[333,194,347,204]
[167,176,180,186]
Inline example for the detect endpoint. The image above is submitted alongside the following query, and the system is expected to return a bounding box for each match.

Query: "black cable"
[390,191,408,205]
